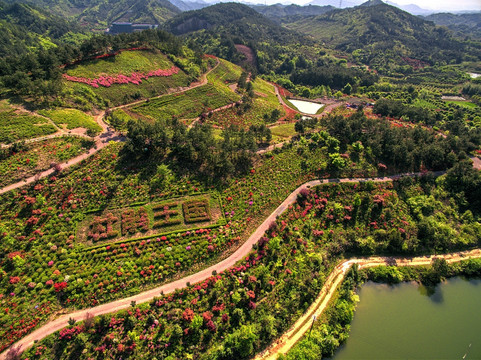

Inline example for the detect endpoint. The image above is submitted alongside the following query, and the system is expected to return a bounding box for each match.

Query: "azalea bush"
[63,67,180,88]
[0,137,93,187]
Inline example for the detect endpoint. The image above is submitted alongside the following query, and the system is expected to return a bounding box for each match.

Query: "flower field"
[0,103,57,143]
[65,50,175,79]
[19,174,480,360]
[63,66,179,88]
[77,194,224,244]
[1,109,464,353]
[38,109,102,134]
[0,134,341,351]
[62,50,195,108]
[0,137,94,187]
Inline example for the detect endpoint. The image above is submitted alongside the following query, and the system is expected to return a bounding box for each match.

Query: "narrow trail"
[0,171,453,359]
[0,116,123,195]
[256,248,481,360]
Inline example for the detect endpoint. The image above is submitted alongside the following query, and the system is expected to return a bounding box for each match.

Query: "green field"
[205,77,285,128]
[270,123,296,138]
[445,100,478,109]
[65,50,174,78]
[0,101,57,143]
[132,83,239,122]
[38,108,102,134]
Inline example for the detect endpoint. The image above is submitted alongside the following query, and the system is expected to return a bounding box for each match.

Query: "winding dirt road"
[256,248,481,360]
[0,60,221,196]
[0,171,453,359]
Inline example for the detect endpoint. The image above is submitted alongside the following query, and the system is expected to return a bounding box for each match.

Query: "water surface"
[333,277,481,360]
[288,99,324,114]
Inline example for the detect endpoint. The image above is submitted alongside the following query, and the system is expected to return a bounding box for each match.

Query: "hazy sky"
[392,0,480,11]
[272,0,481,12]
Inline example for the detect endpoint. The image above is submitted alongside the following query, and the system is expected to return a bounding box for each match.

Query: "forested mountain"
[0,1,82,56]
[285,2,481,72]
[250,3,334,23]
[424,12,481,39]
[164,2,291,38]
[163,3,313,71]
[3,0,181,29]
[78,0,181,28]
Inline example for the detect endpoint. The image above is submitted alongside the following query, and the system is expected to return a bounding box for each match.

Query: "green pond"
[333,277,481,359]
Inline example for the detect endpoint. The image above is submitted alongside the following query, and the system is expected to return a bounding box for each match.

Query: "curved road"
[0,172,446,359]
[257,248,481,360]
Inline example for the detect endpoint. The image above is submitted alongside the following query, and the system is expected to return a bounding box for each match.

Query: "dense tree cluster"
[290,63,378,90]
[125,118,260,182]
[324,109,481,173]
[373,99,435,125]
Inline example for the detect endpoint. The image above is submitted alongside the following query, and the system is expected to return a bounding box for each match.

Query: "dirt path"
[256,248,481,360]
[471,156,481,170]
[0,171,450,359]
[0,114,123,195]
[0,61,223,195]
[110,58,220,112]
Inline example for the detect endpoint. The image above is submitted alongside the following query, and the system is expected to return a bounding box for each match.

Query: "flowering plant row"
[182,199,211,223]
[62,66,180,88]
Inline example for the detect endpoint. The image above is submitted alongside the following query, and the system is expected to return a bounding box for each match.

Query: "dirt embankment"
[235,44,257,69]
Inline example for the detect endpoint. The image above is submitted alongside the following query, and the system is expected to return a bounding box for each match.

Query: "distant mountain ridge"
[424,12,481,39]
[285,2,479,70]
[250,3,335,23]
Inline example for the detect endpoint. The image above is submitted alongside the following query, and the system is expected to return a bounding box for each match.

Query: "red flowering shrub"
[182,308,195,323]
[54,281,68,292]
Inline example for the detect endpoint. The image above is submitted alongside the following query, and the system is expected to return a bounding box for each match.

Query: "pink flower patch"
[63,66,180,88]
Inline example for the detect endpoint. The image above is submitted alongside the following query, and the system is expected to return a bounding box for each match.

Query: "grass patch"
[0,101,57,143]
[270,123,297,138]
[412,98,438,110]
[205,77,285,129]
[38,108,102,134]
[445,100,478,109]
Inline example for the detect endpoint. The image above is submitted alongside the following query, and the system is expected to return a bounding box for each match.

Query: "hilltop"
[2,0,181,29]
[250,3,335,24]
[163,2,313,73]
